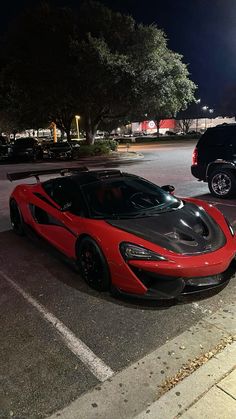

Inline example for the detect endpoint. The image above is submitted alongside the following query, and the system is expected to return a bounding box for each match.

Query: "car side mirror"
[60,202,72,212]
[161,185,175,195]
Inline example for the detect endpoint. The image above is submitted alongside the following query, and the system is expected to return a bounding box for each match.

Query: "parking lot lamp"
[209,109,214,127]
[75,115,80,139]
[202,106,209,130]
[195,98,201,131]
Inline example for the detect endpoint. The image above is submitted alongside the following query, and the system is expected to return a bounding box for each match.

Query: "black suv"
[191,124,236,198]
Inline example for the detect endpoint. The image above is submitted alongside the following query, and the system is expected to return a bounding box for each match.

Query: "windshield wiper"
[119,201,184,218]
[102,201,184,220]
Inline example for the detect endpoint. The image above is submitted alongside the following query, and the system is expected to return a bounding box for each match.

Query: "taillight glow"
[192,147,198,165]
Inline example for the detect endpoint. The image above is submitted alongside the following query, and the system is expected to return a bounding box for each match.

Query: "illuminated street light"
[202,106,214,130]
[51,122,57,143]
[202,106,209,130]
[209,109,214,127]
[75,115,80,139]
[195,98,201,132]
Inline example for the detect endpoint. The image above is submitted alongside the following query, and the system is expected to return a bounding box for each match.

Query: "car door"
[32,178,80,258]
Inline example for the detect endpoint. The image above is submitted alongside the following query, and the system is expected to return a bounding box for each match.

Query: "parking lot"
[1,141,236,418]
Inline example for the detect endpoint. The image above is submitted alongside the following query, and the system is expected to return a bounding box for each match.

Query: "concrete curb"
[135,342,236,418]
[48,303,236,419]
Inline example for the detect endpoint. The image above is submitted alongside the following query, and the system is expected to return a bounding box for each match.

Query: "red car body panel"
[10,178,236,298]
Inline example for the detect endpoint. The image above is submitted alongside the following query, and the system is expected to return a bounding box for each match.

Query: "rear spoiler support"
[7,166,89,182]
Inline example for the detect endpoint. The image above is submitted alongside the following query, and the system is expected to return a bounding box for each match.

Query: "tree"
[73,4,196,142]
[0,1,196,144]
[176,100,203,133]
[0,3,78,140]
[177,118,194,134]
[128,25,196,136]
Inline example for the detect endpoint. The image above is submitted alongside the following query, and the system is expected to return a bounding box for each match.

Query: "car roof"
[43,170,135,187]
[15,137,37,140]
[207,123,236,131]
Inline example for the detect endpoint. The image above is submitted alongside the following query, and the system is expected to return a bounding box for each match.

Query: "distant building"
[131,116,236,134]
[132,119,176,135]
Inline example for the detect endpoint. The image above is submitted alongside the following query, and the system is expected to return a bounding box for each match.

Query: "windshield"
[14,139,36,147]
[81,176,182,218]
[50,142,70,147]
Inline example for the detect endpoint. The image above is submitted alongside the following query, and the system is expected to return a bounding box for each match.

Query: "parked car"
[191,124,236,198]
[0,145,9,160]
[0,135,7,145]
[44,141,74,160]
[8,167,236,300]
[70,140,81,149]
[8,138,43,161]
[188,130,199,136]
[165,130,176,136]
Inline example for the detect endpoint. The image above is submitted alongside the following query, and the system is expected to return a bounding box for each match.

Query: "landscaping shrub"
[95,139,118,151]
[72,138,118,159]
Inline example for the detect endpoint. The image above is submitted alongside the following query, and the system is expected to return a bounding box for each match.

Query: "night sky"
[1,0,236,112]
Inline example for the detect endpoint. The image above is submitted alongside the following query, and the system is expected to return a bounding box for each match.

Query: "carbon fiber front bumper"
[112,262,235,301]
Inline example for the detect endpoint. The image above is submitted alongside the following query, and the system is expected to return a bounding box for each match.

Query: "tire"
[77,236,111,291]
[30,152,36,162]
[10,199,25,236]
[208,169,236,198]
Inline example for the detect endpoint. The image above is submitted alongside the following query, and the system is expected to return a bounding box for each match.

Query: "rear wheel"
[77,237,111,291]
[10,199,25,235]
[208,169,236,198]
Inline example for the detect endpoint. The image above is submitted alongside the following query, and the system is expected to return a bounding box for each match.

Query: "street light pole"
[195,98,201,132]
[51,122,57,143]
[209,109,214,127]
[75,115,80,139]
[202,106,208,131]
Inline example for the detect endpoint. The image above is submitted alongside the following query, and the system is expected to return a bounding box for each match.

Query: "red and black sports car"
[8,167,236,300]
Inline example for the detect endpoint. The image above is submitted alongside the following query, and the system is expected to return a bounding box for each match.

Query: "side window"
[200,128,236,147]
[43,181,54,200]
[44,178,82,214]
[53,179,73,207]
[203,131,224,146]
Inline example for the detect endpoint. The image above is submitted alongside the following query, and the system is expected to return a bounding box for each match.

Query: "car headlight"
[120,242,168,261]
[224,217,234,236]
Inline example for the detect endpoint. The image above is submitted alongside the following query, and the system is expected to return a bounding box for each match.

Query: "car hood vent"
[107,202,226,254]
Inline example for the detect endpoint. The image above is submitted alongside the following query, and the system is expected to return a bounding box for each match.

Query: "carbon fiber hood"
[107,202,226,254]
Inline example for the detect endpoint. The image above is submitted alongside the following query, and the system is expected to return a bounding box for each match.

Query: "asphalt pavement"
[0,140,236,418]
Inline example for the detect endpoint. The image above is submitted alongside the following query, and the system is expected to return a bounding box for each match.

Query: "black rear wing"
[7,166,89,182]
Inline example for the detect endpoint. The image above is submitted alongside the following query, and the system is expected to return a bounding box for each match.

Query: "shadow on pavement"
[0,229,230,311]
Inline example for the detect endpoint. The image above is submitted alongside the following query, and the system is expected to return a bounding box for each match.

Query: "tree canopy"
[0,1,196,143]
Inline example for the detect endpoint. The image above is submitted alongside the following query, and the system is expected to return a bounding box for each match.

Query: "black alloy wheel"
[10,199,25,236]
[208,169,236,198]
[77,237,111,291]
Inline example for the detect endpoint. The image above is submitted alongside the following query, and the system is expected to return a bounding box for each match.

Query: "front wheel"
[10,199,25,235]
[77,237,111,291]
[208,169,236,198]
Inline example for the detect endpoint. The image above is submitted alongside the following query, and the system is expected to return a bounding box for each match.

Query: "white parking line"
[0,270,114,382]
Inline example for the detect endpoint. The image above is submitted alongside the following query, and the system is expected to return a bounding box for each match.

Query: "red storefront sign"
[141,119,176,131]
